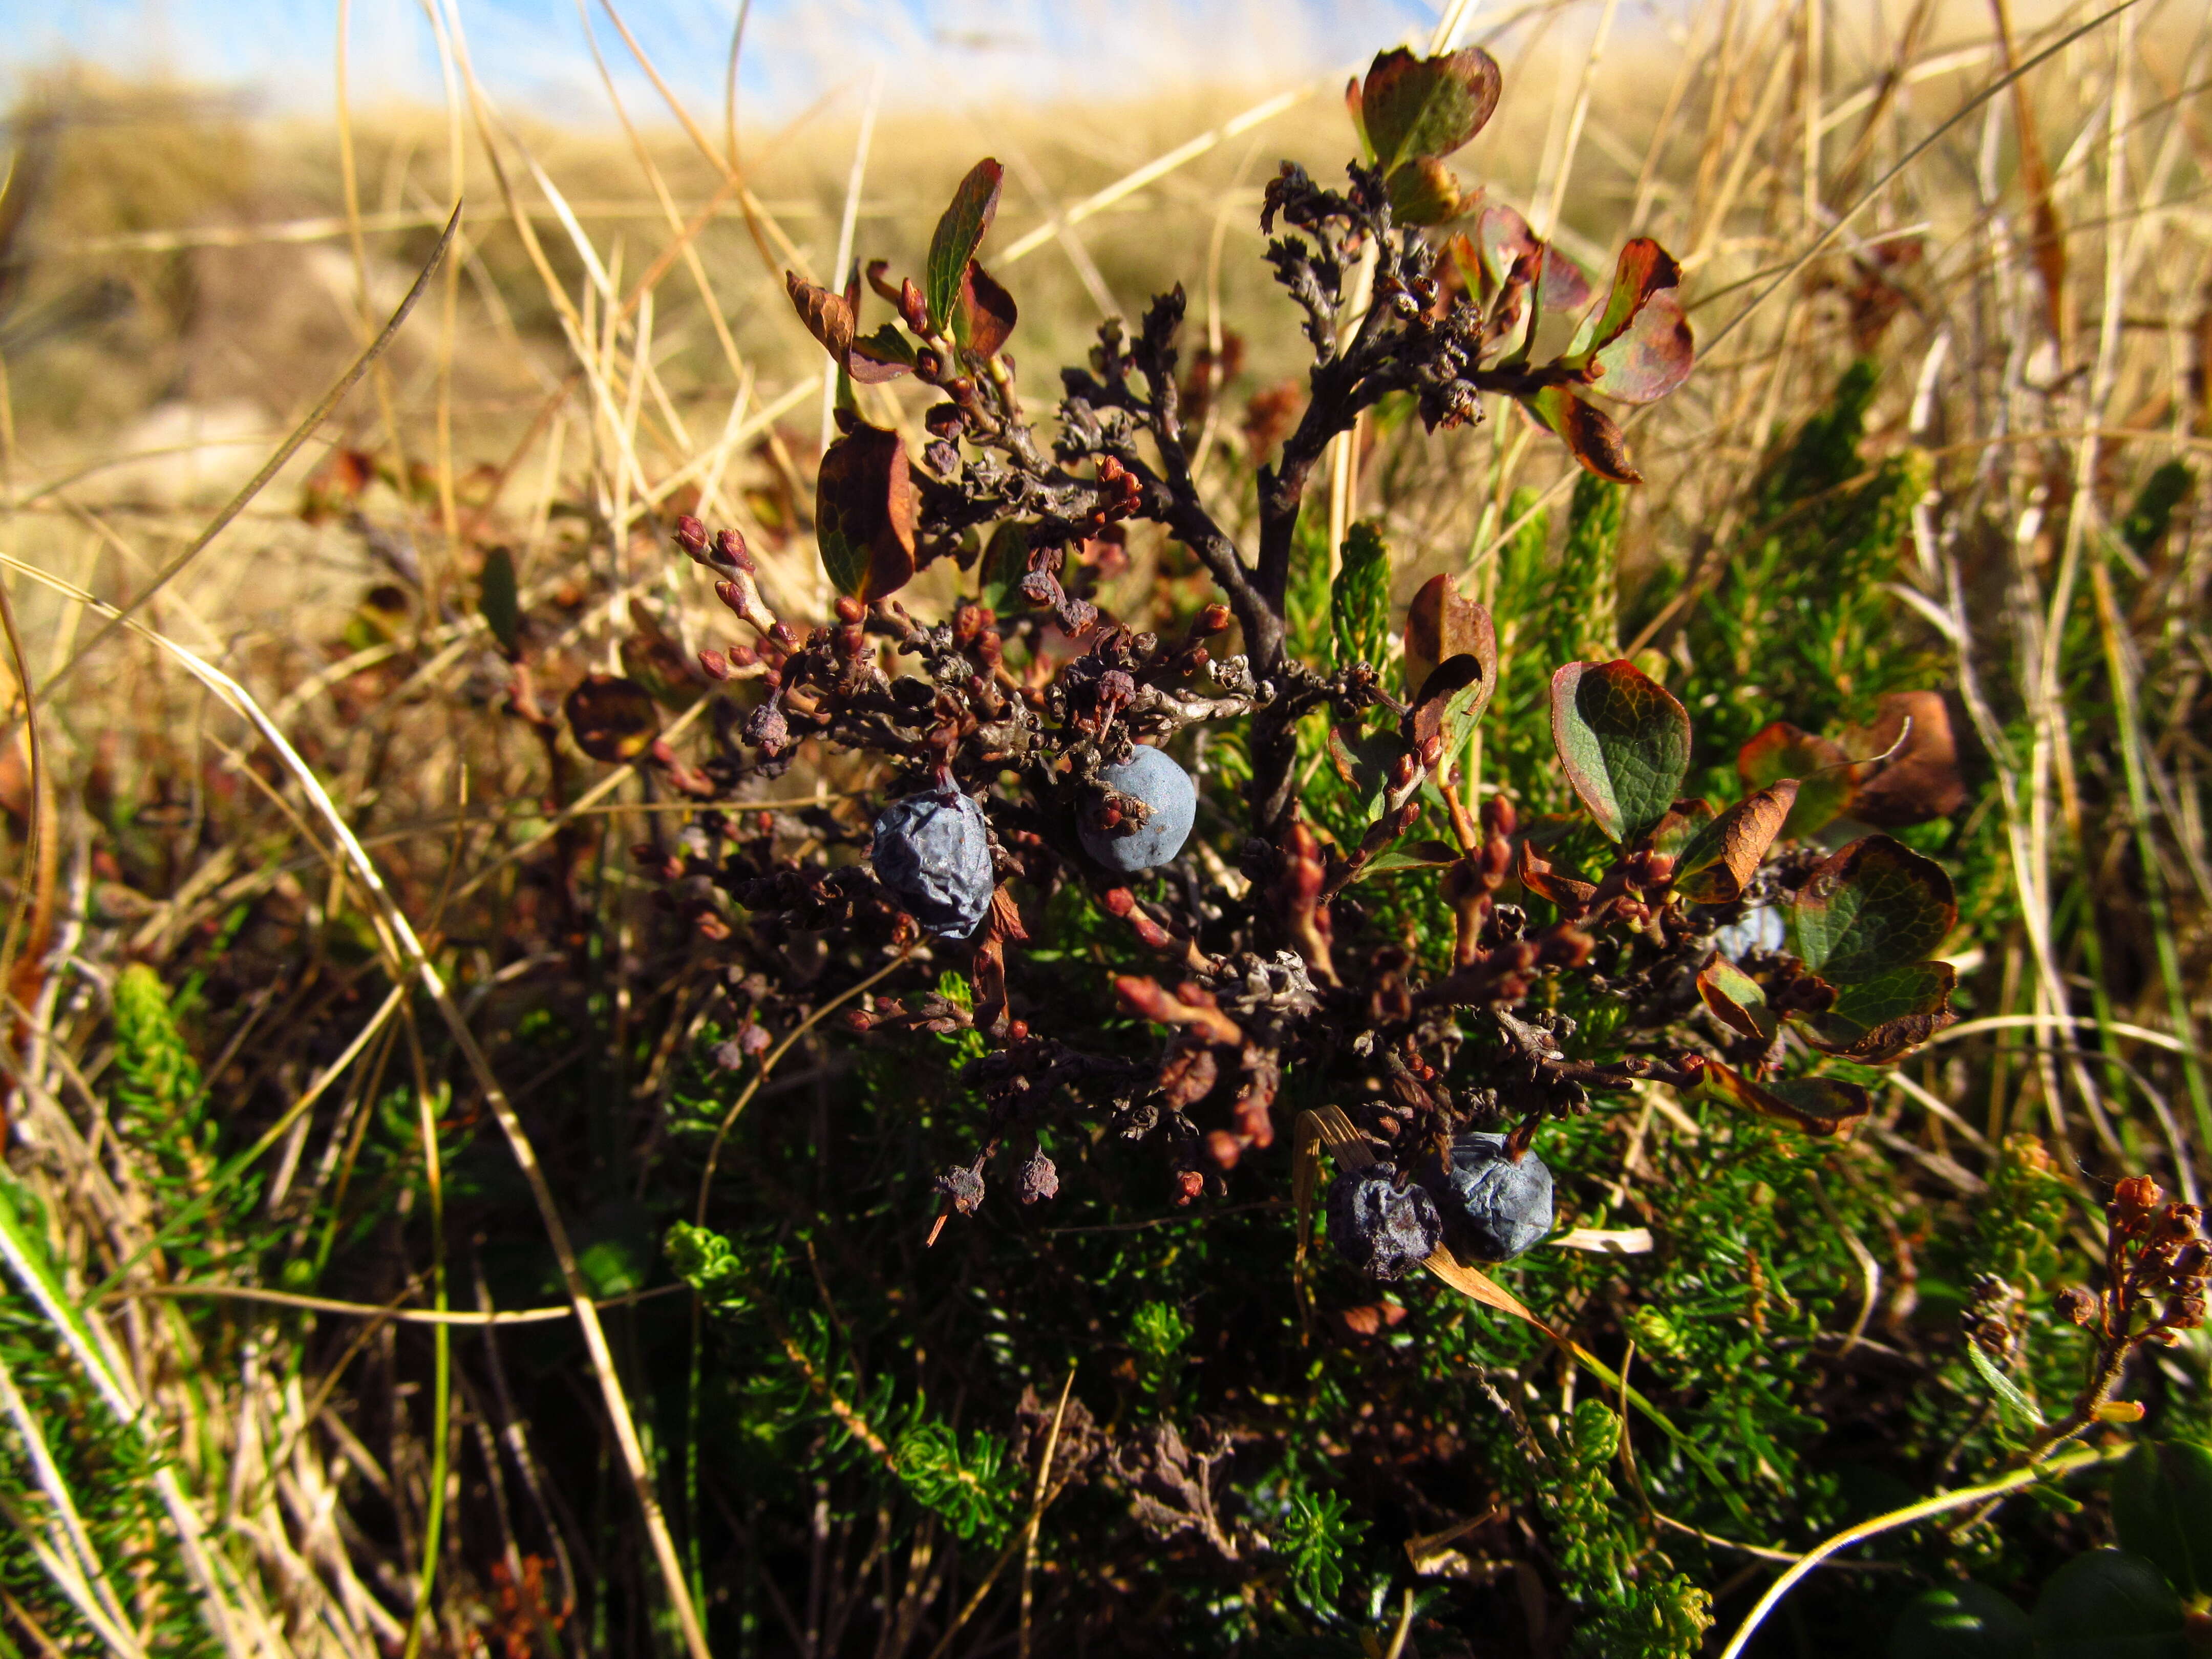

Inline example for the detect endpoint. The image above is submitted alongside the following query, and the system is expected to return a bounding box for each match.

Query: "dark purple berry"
[1430,1133,1554,1262]
[871,791,994,939]
[1325,1161,1440,1281]
[1078,746,1198,873]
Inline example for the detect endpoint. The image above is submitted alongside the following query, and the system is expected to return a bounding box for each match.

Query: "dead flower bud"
[2054,1285,2098,1327]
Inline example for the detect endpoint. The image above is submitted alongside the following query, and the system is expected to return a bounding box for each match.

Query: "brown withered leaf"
[1846,691,1967,827]
[1674,781,1799,904]
[815,423,917,601]
[1700,1059,1871,1137]
[785,271,854,361]
[565,675,661,763]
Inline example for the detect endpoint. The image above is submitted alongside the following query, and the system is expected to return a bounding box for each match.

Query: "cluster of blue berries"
[869,747,1197,940]
[1325,1132,1555,1278]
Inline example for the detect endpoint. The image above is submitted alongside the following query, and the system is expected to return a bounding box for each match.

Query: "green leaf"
[926,159,1004,335]
[1965,1340,2045,1427]
[1804,961,1957,1060]
[2031,1549,2187,1658]
[479,546,521,655]
[1548,659,1691,845]
[1354,841,1461,881]
[1359,46,1501,172]
[1330,519,1391,673]
[1792,835,1956,983]
[2112,1440,2212,1602]
[1888,1582,2033,1659]
[1383,156,1464,226]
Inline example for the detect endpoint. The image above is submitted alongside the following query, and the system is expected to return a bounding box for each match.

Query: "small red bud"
[714,528,753,571]
[673,514,708,555]
[698,648,731,680]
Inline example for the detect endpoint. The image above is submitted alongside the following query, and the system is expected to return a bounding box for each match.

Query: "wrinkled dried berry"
[1325,1161,1440,1281]
[871,791,994,939]
[1429,1133,1554,1262]
[1015,1152,1059,1204]
[936,1165,985,1215]
[1079,745,1198,873]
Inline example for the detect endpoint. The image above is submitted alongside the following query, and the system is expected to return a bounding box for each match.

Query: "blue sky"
[5,0,1445,123]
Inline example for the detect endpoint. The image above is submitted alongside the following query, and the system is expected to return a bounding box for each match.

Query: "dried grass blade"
[33,202,461,710]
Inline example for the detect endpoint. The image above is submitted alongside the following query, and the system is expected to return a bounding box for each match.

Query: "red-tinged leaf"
[954,259,1018,357]
[785,271,855,361]
[1700,1060,1871,1137]
[1476,202,1538,297]
[1525,385,1641,483]
[1844,691,1968,828]
[1401,573,1495,705]
[1344,76,1371,162]
[1538,247,1592,314]
[1739,722,1858,838]
[1568,237,1683,361]
[1801,961,1959,1061]
[564,674,661,763]
[1590,286,1694,405]
[1698,958,1777,1041]
[1409,649,1497,760]
[1549,660,1690,845]
[926,159,1004,335]
[1385,156,1464,226]
[847,323,917,384]
[1793,834,1957,983]
[815,423,917,601]
[1675,781,1799,904]
[863,258,902,306]
[1359,47,1502,171]
[1517,838,1596,911]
